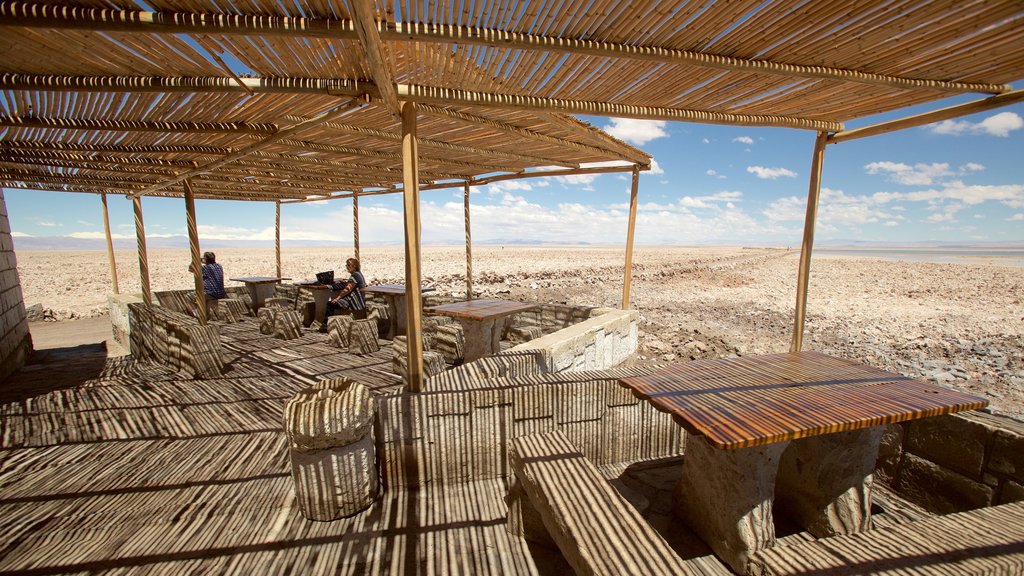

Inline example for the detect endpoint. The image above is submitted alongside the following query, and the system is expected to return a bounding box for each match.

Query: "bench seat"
[508,430,697,575]
[748,500,1024,575]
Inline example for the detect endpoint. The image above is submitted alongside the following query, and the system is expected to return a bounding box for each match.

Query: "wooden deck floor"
[0,318,936,575]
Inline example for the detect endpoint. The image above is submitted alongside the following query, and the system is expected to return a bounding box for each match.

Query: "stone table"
[364,284,435,339]
[618,351,989,574]
[229,276,288,313]
[423,299,538,363]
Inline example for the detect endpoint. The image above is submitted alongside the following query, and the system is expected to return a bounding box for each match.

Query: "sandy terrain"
[15,245,1024,418]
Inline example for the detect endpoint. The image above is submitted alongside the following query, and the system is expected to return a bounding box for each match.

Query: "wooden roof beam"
[130,97,368,197]
[0,148,200,168]
[0,73,366,97]
[348,0,400,117]
[0,140,227,156]
[0,74,840,132]
[398,84,843,132]
[829,89,1024,144]
[0,2,1009,95]
[0,115,278,134]
[269,137,535,173]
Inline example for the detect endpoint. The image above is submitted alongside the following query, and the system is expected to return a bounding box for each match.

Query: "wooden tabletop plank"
[424,299,538,321]
[620,351,987,450]
[364,284,437,295]
[229,276,287,283]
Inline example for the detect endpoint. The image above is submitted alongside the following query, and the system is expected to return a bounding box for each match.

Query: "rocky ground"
[16,245,1023,418]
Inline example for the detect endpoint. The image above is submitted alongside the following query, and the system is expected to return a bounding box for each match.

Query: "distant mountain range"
[9,235,1021,251]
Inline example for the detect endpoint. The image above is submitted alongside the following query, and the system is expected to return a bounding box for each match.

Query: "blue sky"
[5,92,1023,247]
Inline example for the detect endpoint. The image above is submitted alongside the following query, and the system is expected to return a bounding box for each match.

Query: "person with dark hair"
[324,257,366,322]
[200,251,227,300]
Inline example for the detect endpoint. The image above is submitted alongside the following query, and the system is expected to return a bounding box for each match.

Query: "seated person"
[324,257,366,322]
[188,251,227,318]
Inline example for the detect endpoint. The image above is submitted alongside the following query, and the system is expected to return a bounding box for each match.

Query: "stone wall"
[377,369,685,488]
[508,308,639,373]
[109,293,143,349]
[128,302,224,378]
[0,190,31,381]
[876,411,1024,514]
[506,303,596,336]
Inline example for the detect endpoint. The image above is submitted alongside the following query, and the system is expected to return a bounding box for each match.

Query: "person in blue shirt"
[324,257,366,322]
[188,251,226,318]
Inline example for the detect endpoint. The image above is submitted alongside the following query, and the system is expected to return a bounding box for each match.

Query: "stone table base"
[457,317,501,363]
[774,426,884,537]
[674,435,789,574]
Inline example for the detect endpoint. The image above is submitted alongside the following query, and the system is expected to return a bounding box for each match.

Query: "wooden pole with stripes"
[100,192,119,294]
[401,101,425,393]
[791,132,829,352]
[275,200,282,280]
[132,195,152,306]
[352,191,360,262]
[622,166,640,309]
[183,179,207,325]
[464,182,473,300]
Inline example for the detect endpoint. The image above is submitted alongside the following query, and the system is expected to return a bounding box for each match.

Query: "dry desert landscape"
[15,244,1023,419]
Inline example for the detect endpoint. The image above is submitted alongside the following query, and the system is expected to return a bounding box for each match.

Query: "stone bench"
[508,430,698,575]
[748,500,1024,575]
[128,303,224,378]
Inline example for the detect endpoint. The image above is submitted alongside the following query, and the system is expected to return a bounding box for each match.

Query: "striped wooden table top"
[424,299,538,321]
[364,284,437,295]
[619,351,988,450]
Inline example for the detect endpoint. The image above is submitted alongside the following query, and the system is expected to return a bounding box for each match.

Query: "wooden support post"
[352,191,360,261]
[791,132,829,352]
[401,101,425,392]
[100,193,119,294]
[183,179,207,325]
[622,167,640,309]
[464,182,473,300]
[132,195,152,306]
[275,200,282,279]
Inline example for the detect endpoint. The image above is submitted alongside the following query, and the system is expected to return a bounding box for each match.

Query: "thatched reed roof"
[0,0,1022,201]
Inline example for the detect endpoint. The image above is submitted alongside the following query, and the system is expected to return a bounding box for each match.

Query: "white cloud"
[733,136,754,145]
[747,166,797,179]
[706,169,718,177]
[602,118,669,145]
[960,162,985,173]
[646,159,664,175]
[702,138,710,144]
[865,161,953,186]
[76,220,93,226]
[37,220,59,227]
[11,231,33,237]
[1009,213,1024,221]
[928,112,1023,137]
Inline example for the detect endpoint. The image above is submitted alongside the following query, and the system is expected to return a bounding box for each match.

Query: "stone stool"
[327,315,354,348]
[348,319,380,355]
[258,308,276,335]
[274,309,303,340]
[430,323,465,364]
[265,297,293,310]
[392,335,446,383]
[508,325,543,345]
[285,378,378,521]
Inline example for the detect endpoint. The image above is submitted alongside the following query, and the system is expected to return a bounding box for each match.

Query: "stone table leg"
[674,435,789,574]
[311,290,329,325]
[389,295,405,339]
[251,282,276,313]
[774,426,884,537]
[458,317,496,363]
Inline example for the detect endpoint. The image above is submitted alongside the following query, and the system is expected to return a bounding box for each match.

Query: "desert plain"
[15,244,1023,419]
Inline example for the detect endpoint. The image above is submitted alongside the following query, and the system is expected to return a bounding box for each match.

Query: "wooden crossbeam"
[399,84,843,131]
[0,140,227,156]
[0,1,1009,95]
[0,74,840,131]
[348,0,400,117]
[269,137,526,173]
[829,89,1024,143]
[0,148,200,168]
[0,115,277,134]
[0,73,365,97]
